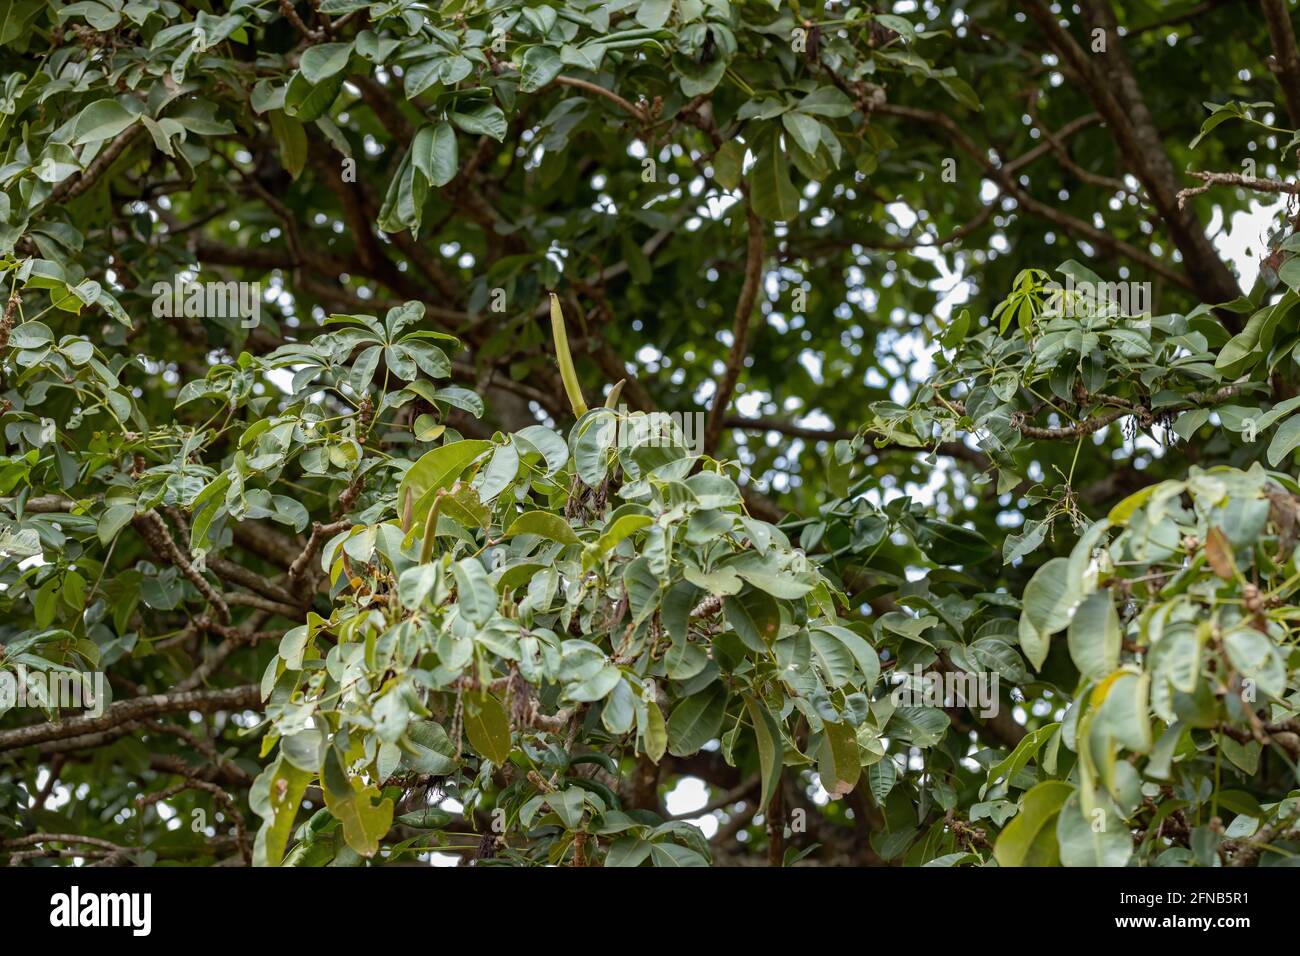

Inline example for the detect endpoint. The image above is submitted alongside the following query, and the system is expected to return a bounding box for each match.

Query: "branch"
[137,776,251,865]
[0,685,261,754]
[207,557,298,605]
[224,592,306,618]
[872,102,1191,292]
[278,0,324,41]
[1023,92,1134,196]
[46,125,145,206]
[1022,0,1242,311]
[1003,109,1107,177]
[1263,0,1300,129]
[288,519,350,588]
[704,206,765,455]
[132,510,231,623]
[815,202,997,252]
[176,621,283,692]
[230,521,306,569]
[723,416,992,469]
[554,76,647,123]
[1177,170,1300,209]
[0,494,77,513]
[0,833,131,855]
[943,384,1242,441]
[668,776,759,820]
[1128,0,1226,34]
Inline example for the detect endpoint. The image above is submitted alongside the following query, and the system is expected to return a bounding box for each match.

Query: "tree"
[2,0,1300,867]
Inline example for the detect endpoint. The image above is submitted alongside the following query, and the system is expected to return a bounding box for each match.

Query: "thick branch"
[1263,0,1300,129]
[0,685,261,754]
[1023,0,1241,312]
[46,125,145,206]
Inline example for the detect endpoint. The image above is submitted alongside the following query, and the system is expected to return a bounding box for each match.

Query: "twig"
[133,511,231,623]
[1177,170,1300,209]
[554,76,647,123]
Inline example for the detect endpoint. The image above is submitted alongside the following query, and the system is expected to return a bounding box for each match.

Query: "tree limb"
[0,685,261,754]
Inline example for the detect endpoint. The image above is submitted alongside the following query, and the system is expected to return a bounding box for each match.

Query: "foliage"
[5,0,1300,868]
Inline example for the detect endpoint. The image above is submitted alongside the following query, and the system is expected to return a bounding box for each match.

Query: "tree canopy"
[4,0,1300,868]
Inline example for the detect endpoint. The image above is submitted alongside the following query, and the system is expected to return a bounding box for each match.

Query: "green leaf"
[450,104,507,141]
[401,721,458,774]
[938,75,981,110]
[809,628,856,687]
[97,501,136,545]
[397,563,439,608]
[566,663,621,702]
[1018,557,1078,670]
[299,42,352,83]
[648,842,709,866]
[284,70,344,122]
[73,99,137,145]
[1096,670,1152,754]
[597,513,653,555]
[918,519,992,565]
[1067,589,1121,680]
[728,551,818,599]
[1223,627,1286,699]
[515,425,570,474]
[1267,414,1300,466]
[520,46,563,93]
[797,87,854,118]
[641,699,668,763]
[750,141,800,221]
[547,786,586,829]
[781,111,823,155]
[605,836,652,867]
[267,110,307,180]
[817,720,861,798]
[812,625,880,687]
[464,691,512,764]
[9,320,53,348]
[504,510,580,545]
[992,781,1072,867]
[411,122,458,188]
[399,440,491,518]
[321,747,394,858]
[743,695,784,811]
[723,588,781,652]
[982,723,1060,798]
[251,756,312,867]
[867,757,896,803]
[1056,791,1132,867]
[713,140,745,191]
[452,557,496,627]
[477,441,519,502]
[635,0,673,30]
[396,807,454,829]
[667,685,727,756]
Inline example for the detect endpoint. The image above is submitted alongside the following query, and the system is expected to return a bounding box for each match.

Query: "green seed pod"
[550,293,588,418]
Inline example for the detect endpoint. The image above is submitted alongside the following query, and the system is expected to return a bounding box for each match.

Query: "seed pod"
[549,293,588,418]
[419,492,446,565]
[604,379,625,409]
[400,487,414,534]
